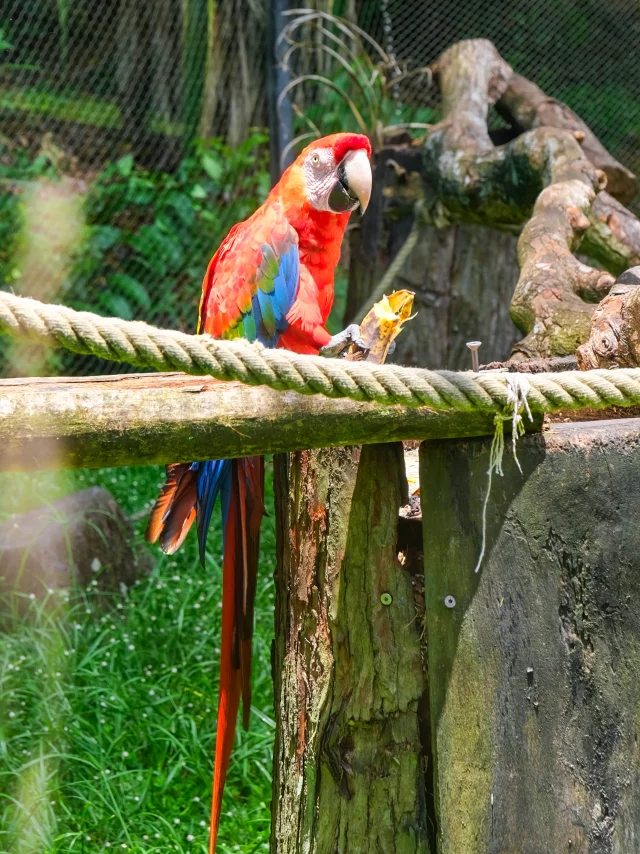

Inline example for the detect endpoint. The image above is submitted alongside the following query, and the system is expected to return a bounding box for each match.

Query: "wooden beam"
[0,372,516,472]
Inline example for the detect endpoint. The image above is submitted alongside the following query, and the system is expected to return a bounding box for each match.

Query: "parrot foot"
[319,324,366,357]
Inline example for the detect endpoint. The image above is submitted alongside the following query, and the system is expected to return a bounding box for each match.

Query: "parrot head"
[281,132,373,216]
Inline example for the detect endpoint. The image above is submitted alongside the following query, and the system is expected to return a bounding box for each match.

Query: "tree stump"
[420,419,640,852]
[271,443,430,853]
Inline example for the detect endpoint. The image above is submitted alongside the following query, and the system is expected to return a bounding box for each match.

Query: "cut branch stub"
[582,191,640,275]
[576,267,640,369]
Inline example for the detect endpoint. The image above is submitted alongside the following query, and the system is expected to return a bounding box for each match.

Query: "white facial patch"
[302,148,338,212]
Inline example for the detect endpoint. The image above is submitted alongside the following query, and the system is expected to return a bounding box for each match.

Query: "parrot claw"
[319,324,366,357]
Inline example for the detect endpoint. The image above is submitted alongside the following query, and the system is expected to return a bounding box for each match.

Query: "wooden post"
[420,418,640,852]
[271,442,430,853]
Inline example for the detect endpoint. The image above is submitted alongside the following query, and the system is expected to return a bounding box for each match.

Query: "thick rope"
[1,290,640,416]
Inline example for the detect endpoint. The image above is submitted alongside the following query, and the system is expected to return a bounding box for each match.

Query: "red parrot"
[146,132,372,853]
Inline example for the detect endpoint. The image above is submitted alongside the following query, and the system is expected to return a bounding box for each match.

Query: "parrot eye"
[311,153,320,166]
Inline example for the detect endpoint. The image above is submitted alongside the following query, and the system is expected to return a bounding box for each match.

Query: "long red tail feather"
[209,457,264,854]
[149,458,264,854]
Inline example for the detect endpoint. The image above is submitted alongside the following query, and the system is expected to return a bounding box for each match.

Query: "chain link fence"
[366,0,640,181]
[0,0,638,375]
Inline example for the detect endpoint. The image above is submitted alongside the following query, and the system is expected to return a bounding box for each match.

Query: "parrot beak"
[328,149,372,215]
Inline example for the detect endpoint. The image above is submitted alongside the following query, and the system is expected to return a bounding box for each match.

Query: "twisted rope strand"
[2,290,640,415]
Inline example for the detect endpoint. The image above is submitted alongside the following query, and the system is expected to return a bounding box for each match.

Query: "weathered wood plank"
[0,372,509,472]
[420,418,640,853]
[272,443,430,854]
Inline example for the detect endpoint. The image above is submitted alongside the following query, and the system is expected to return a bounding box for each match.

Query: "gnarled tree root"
[424,39,640,359]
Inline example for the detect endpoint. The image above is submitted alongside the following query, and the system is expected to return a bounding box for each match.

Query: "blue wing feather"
[271,244,299,332]
[257,288,277,340]
[245,240,299,347]
[195,459,232,564]
[194,214,300,563]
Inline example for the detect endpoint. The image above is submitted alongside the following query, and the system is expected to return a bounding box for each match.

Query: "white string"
[473,373,533,574]
[505,373,533,473]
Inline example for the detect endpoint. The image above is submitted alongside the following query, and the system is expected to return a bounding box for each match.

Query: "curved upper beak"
[342,148,372,214]
[328,148,373,215]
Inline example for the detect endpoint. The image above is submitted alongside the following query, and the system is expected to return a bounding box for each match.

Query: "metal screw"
[444,595,456,609]
[380,592,393,606]
[466,341,482,372]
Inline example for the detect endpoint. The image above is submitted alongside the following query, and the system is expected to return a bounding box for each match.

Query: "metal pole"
[267,0,294,183]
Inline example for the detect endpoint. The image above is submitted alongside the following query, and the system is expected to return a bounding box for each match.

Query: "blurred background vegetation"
[1,1,640,851]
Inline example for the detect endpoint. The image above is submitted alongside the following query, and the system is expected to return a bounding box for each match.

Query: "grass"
[0,464,276,854]
[0,88,120,129]
[0,87,182,136]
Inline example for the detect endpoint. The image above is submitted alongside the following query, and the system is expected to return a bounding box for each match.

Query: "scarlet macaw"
[146,132,372,852]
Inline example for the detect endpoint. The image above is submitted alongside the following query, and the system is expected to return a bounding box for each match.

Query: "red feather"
[210,477,243,854]
[146,464,197,553]
[210,458,264,853]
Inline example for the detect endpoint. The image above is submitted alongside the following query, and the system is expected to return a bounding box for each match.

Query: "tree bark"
[271,300,431,852]
[510,180,615,359]
[576,267,640,369]
[271,443,430,854]
[582,192,640,275]
[199,0,266,146]
[386,223,521,369]
[0,372,508,473]
[425,40,615,360]
[496,72,637,205]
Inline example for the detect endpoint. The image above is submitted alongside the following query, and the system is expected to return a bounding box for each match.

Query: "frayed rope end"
[473,373,533,574]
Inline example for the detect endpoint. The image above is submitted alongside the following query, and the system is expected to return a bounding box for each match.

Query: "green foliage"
[299,69,436,142]
[0,134,270,375]
[0,87,120,127]
[66,134,270,334]
[0,28,13,52]
[0,463,276,853]
[0,143,59,285]
[281,10,436,149]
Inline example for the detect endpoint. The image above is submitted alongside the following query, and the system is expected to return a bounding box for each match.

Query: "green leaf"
[201,153,223,182]
[161,233,185,270]
[108,273,152,311]
[96,292,134,320]
[125,177,156,206]
[190,184,207,199]
[116,154,134,176]
[257,173,271,201]
[0,29,13,51]
[164,192,196,227]
[89,225,122,252]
